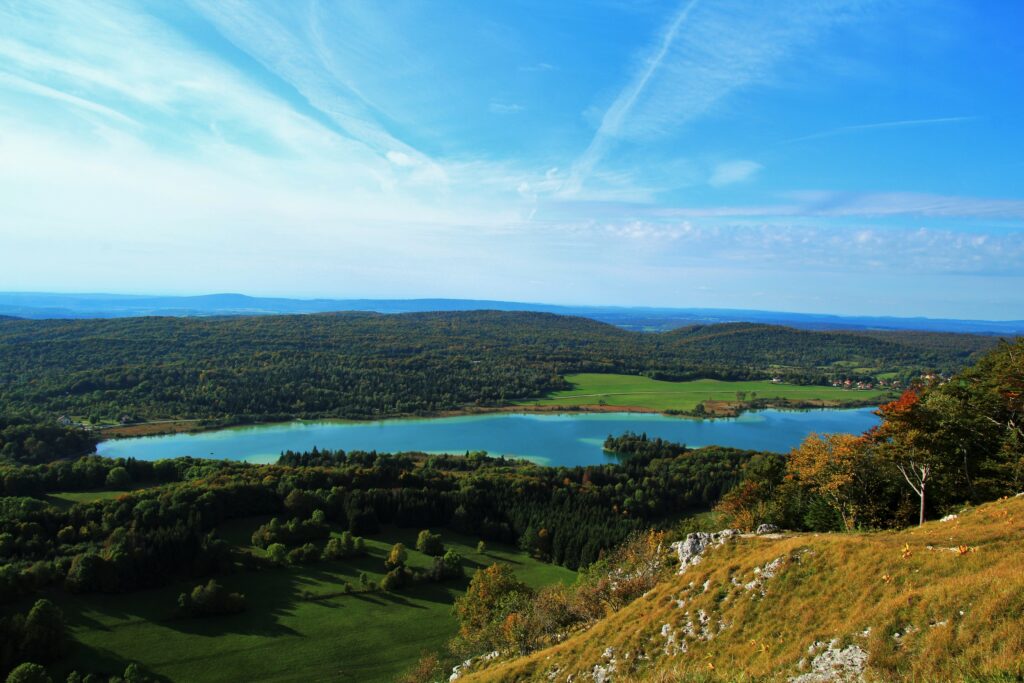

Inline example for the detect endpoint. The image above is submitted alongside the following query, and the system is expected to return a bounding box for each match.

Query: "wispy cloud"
[708,160,762,187]
[544,219,1024,276]
[186,0,429,164]
[563,0,878,195]
[791,191,1024,220]
[655,191,1024,221]
[564,0,700,195]
[489,101,525,115]
[2,0,1021,317]
[0,72,138,125]
[783,116,977,144]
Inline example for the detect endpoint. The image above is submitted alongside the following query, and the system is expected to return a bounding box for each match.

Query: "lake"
[96,408,881,467]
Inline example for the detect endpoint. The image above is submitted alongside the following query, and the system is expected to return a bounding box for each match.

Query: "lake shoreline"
[96,398,886,441]
[95,406,882,467]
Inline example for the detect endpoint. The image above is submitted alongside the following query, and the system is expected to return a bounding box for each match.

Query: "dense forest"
[0,418,98,466]
[4,319,1016,609]
[0,312,996,424]
[0,439,767,611]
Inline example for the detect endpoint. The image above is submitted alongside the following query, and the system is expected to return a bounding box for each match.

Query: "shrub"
[251,512,329,548]
[286,543,320,565]
[177,579,245,617]
[452,564,534,653]
[415,530,444,556]
[266,543,287,565]
[385,543,407,570]
[380,567,413,592]
[5,663,51,683]
[322,532,365,560]
[427,549,464,581]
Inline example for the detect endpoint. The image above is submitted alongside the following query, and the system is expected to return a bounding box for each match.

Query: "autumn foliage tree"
[787,432,872,530]
[452,563,533,654]
[872,389,943,525]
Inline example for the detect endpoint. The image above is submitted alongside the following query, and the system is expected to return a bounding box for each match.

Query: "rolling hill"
[2,292,1022,335]
[0,312,998,422]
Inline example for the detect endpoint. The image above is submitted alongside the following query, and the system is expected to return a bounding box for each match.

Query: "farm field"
[49,522,574,683]
[517,373,893,412]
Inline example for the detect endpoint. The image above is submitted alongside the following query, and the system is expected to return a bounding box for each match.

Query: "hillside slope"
[0,312,995,421]
[461,495,1024,682]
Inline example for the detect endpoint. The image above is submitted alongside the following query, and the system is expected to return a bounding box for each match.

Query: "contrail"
[563,0,700,195]
[782,116,977,145]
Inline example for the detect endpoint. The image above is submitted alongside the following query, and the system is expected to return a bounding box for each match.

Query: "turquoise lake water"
[97,408,881,467]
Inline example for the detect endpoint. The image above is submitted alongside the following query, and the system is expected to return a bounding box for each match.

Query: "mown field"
[46,520,574,683]
[516,373,893,412]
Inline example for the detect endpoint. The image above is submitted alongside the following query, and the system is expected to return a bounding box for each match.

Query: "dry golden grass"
[461,495,1024,682]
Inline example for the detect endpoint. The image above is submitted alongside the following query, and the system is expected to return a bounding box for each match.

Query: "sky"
[1,0,1023,318]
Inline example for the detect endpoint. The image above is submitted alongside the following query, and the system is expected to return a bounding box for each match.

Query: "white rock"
[670,529,740,573]
[789,642,868,682]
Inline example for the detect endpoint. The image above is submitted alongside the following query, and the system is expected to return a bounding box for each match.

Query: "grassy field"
[516,373,892,412]
[465,495,1024,682]
[41,490,133,509]
[49,520,574,683]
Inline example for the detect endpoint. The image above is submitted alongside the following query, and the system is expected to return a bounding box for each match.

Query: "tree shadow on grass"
[159,569,322,638]
[56,641,175,683]
[62,567,317,640]
[481,553,524,566]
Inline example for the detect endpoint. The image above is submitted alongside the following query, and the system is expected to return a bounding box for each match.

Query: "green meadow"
[517,373,892,412]
[49,521,574,683]
[41,490,132,509]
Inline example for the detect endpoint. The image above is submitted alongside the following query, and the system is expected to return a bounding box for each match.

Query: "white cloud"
[386,151,417,167]
[489,101,525,114]
[655,191,1024,221]
[708,160,762,187]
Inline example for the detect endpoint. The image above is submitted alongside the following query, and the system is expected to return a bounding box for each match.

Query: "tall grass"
[462,495,1024,681]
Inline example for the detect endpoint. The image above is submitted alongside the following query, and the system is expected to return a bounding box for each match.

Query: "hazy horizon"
[2,1,1023,318]
[4,289,1024,325]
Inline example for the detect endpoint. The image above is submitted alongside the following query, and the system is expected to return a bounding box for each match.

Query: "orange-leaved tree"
[452,563,533,653]
[787,432,871,531]
[872,389,941,526]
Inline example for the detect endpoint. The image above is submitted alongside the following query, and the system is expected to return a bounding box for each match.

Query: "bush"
[385,543,407,570]
[251,512,329,548]
[177,580,245,617]
[322,532,365,560]
[427,549,464,582]
[266,543,287,565]
[5,663,51,683]
[285,543,320,565]
[452,564,534,653]
[415,530,444,556]
[380,567,413,592]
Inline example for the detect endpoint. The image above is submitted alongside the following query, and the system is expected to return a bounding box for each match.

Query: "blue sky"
[1,0,1023,318]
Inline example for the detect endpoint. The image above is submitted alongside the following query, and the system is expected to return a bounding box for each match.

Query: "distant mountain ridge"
[1,291,1022,335]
